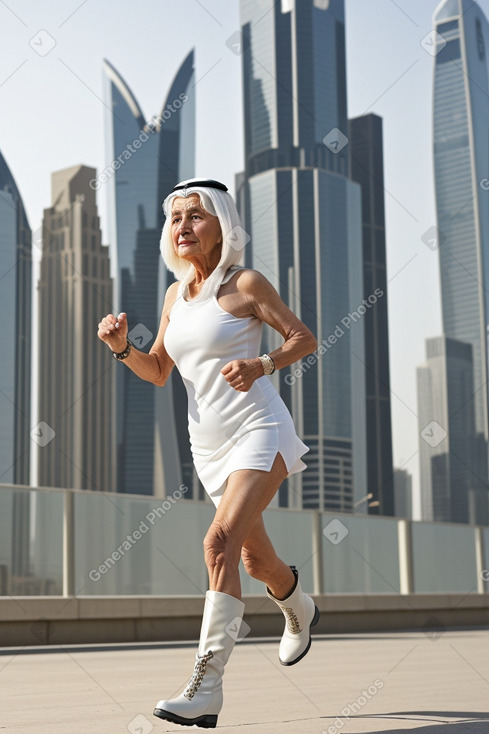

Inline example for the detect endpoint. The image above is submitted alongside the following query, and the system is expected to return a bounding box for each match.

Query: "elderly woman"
[97,178,319,729]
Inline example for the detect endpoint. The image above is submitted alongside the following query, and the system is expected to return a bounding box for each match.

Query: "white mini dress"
[163,266,309,507]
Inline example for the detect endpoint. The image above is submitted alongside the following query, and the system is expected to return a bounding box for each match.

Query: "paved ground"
[1,630,489,733]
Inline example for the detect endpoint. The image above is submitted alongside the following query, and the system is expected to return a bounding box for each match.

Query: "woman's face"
[170,194,222,265]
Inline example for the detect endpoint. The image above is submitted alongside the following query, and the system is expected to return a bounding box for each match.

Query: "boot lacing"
[183,651,214,700]
[281,605,301,634]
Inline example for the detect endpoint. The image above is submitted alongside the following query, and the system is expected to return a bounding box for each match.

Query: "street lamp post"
[353,493,380,514]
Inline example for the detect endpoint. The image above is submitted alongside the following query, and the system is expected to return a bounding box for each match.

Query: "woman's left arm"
[220,269,318,391]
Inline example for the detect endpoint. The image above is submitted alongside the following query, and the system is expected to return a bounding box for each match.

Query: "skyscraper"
[38,165,114,491]
[417,336,476,523]
[237,0,367,511]
[393,468,413,520]
[103,53,196,496]
[430,0,489,521]
[0,150,32,582]
[349,114,394,516]
[0,150,31,486]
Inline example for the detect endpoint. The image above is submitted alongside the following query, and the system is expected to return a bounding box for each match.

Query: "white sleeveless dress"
[163,266,309,507]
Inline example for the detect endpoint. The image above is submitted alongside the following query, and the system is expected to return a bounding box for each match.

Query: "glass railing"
[0,483,488,596]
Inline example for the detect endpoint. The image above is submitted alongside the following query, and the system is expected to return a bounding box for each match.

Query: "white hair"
[160,185,246,302]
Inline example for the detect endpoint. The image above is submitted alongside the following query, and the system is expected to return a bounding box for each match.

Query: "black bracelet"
[112,339,133,361]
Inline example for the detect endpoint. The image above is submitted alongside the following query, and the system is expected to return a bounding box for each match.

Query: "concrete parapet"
[0,593,488,646]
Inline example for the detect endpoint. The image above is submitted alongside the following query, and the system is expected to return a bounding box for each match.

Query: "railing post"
[398,519,414,594]
[312,511,324,595]
[474,526,486,593]
[63,490,75,597]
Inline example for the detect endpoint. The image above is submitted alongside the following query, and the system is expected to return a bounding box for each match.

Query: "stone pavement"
[1,630,489,733]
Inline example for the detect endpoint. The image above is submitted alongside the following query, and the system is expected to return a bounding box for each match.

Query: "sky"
[1,0,486,517]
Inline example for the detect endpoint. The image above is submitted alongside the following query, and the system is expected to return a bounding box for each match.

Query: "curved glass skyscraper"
[431,0,489,520]
[103,53,195,495]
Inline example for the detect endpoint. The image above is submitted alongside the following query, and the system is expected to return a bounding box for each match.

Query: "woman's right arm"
[97,281,179,387]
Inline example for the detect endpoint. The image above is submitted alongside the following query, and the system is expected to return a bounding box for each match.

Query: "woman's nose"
[178,218,191,235]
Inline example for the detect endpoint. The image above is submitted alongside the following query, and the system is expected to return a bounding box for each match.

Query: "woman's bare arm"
[220,269,318,392]
[239,269,318,369]
[97,281,179,387]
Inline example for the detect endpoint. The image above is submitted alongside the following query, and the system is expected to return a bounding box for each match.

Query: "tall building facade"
[38,165,114,491]
[103,53,196,497]
[417,336,478,523]
[349,114,394,516]
[431,0,489,521]
[393,468,413,520]
[237,0,367,511]
[0,150,32,583]
[0,150,31,486]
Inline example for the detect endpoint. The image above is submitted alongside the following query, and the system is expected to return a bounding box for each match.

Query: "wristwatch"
[112,339,133,361]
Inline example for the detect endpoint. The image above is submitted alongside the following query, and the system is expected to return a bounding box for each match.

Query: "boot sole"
[279,604,320,667]
[153,708,217,728]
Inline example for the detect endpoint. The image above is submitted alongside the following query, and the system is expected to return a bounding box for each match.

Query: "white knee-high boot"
[153,590,245,729]
[267,566,320,666]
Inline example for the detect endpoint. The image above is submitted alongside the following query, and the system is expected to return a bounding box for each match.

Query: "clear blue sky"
[2,0,486,515]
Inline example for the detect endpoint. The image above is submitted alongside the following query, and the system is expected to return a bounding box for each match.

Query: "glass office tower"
[0,151,31,583]
[417,337,477,523]
[0,150,31,486]
[349,114,394,517]
[431,0,489,521]
[238,0,367,511]
[103,53,196,496]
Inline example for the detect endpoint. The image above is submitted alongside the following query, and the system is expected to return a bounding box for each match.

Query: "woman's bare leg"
[241,516,296,600]
[203,452,291,599]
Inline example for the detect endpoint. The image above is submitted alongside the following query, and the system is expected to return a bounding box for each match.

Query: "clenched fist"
[97,312,128,353]
[220,358,264,392]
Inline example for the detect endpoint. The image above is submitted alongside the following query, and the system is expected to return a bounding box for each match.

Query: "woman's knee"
[203,521,240,571]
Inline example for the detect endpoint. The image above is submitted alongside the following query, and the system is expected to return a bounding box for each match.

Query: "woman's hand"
[220,358,264,392]
[97,312,128,353]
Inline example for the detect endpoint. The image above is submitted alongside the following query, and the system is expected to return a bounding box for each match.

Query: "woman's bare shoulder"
[162,280,181,313]
[233,268,270,290]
